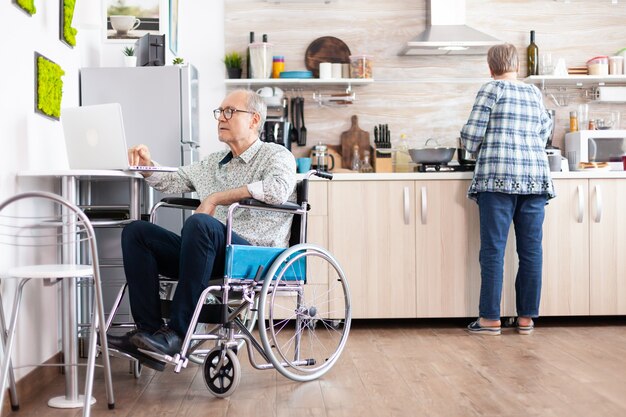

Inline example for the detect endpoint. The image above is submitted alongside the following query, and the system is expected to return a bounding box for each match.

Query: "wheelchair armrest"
[159,197,201,209]
[239,198,303,212]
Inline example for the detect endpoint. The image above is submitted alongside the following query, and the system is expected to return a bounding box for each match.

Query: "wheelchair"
[104,169,351,397]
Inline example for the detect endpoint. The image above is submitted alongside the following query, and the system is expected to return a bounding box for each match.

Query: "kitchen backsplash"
[225,0,626,158]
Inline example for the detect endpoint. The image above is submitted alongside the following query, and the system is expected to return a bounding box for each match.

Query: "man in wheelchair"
[107,89,296,370]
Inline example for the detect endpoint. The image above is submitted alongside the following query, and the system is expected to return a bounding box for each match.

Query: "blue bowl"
[279,71,313,79]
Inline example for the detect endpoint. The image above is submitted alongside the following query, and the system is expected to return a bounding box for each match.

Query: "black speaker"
[135,34,165,66]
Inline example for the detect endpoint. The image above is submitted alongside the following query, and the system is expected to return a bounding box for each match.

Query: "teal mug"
[296,157,312,173]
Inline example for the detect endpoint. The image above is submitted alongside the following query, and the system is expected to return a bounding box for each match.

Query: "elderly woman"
[460,43,554,336]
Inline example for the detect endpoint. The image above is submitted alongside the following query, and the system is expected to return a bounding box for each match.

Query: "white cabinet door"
[503,180,590,316]
[415,180,481,317]
[589,179,626,315]
[328,181,416,318]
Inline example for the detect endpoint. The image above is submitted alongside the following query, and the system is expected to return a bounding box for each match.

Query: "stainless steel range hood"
[399,0,501,56]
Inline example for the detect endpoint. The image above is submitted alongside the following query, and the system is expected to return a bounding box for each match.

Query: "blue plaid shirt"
[460,80,555,201]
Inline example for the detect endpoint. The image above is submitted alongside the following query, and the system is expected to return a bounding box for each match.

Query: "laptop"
[61,103,178,172]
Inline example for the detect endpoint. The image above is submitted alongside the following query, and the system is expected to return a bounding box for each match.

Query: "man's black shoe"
[131,325,182,356]
[104,329,167,372]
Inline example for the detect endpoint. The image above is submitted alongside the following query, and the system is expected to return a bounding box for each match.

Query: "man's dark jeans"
[121,214,250,336]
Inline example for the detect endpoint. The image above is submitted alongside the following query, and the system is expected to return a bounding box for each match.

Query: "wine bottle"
[527,30,539,76]
[247,31,254,79]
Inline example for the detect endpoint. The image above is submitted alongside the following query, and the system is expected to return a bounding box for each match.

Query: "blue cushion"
[224,245,306,282]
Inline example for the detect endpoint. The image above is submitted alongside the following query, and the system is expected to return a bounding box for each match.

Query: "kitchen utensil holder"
[372,146,393,173]
[312,89,356,106]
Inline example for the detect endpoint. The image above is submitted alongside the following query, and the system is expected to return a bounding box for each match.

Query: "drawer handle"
[594,185,603,223]
[403,186,410,225]
[420,186,428,225]
[576,185,584,223]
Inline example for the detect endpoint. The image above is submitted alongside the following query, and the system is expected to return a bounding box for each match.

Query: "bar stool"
[0,191,114,417]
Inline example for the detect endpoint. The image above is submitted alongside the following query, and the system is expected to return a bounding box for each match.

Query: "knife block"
[372,147,393,173]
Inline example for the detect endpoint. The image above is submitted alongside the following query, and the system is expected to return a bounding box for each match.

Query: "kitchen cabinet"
[328,181,416,318]
[589,179,626,315]
[503,179,591,316]
[415,180,481,317]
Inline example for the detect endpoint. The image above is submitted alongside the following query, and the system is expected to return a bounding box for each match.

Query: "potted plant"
[122,46,137,67]
[172,57,185,65]
[224,52,242,79]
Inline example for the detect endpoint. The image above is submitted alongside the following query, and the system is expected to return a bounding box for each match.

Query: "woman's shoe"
[467,320,501,336]
[517,320,535,335]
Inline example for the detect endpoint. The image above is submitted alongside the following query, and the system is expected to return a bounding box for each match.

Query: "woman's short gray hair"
[487,44,519,76]
[237,89,267,134]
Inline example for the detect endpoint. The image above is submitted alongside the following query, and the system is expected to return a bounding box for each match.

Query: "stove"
[415,163,475,172]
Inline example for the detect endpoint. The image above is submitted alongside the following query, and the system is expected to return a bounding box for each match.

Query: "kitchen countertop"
[309,171,626,181]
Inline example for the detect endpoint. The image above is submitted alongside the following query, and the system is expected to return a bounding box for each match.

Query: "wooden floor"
[5,318,626,417]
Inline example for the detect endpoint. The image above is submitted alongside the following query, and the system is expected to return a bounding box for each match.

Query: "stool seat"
[6,264,94,279]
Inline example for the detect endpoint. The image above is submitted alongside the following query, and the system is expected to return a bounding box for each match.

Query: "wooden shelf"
[525,75,626,88]
[225,78,374,87]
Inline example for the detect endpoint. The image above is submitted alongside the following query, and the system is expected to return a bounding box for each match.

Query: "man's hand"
[196,196,217,216]
[128,144,153,177]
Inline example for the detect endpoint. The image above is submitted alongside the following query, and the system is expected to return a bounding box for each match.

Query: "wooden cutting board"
[340,115,371,168]
[305,36,351,78]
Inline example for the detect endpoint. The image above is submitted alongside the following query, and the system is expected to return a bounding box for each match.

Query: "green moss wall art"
[35,52,65,120]
[14,0,37,15]
[61,0,77,47]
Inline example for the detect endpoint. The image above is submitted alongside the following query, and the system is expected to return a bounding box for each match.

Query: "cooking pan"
[457,148,477,165]
[408,147,456,164]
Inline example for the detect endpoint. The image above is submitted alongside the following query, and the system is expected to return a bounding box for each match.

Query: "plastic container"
[609,56,624,75]
[349,55,373,79]
[271,56,284,79]
[587,56,609,76]
[249,42,273,78]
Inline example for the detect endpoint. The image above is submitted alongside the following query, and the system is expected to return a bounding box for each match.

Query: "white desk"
[17,170,142,408]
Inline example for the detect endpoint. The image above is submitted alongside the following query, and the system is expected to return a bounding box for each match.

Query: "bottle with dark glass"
[246,32,254,78]
[527,30,539,76]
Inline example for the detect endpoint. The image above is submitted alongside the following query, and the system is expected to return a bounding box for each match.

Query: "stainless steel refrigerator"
[79,65,200,325]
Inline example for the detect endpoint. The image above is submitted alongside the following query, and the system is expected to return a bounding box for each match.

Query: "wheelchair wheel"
[202,347,241,398]
[258,243,351,382]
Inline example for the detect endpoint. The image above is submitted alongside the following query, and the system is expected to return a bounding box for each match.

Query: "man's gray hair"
[237,89,267,135]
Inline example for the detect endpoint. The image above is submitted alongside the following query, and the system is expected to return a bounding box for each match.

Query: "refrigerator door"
[180,65,200,147]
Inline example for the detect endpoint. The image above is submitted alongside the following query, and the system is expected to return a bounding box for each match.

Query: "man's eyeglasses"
[213,107,254,120]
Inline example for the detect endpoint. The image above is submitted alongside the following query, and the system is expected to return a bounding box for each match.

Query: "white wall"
[0,0,225,381]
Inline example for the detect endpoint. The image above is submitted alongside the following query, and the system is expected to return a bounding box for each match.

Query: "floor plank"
[5,318,626,417]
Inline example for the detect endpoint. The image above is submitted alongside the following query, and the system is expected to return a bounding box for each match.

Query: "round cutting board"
[305,36,351,78]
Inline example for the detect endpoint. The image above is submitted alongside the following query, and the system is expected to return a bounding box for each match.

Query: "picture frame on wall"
[169,0,179,55]
[105,0,160,42]
[34,52,65,121]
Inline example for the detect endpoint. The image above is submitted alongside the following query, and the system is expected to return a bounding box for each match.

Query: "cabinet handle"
[420,186,428,225]
[403,186,410,225]
[576,185,584,223]
[594,184,603,223]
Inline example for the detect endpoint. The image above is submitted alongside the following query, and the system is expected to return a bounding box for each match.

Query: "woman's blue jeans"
[477,192,547,320]
[121,214,249,336]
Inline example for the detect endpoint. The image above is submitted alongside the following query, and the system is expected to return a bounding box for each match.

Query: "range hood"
[399,0,501,56]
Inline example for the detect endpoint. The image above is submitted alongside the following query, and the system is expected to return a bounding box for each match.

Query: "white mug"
[331,63,342,79]
[110,15,141,34]
[319,62,332,79]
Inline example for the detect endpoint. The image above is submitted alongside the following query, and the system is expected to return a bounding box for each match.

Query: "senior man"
[107,89,296,370]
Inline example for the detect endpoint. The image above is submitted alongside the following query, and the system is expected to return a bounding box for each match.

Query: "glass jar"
[360,150,373,173]
[351,145,361,171]
[569,111,578,132]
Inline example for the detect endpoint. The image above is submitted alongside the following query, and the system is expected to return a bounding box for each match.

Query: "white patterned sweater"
[146,140,297,247]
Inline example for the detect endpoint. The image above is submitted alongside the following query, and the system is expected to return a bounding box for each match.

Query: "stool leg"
[82,272,115,417]
[0,291,19,410]
[0,280,28,413]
